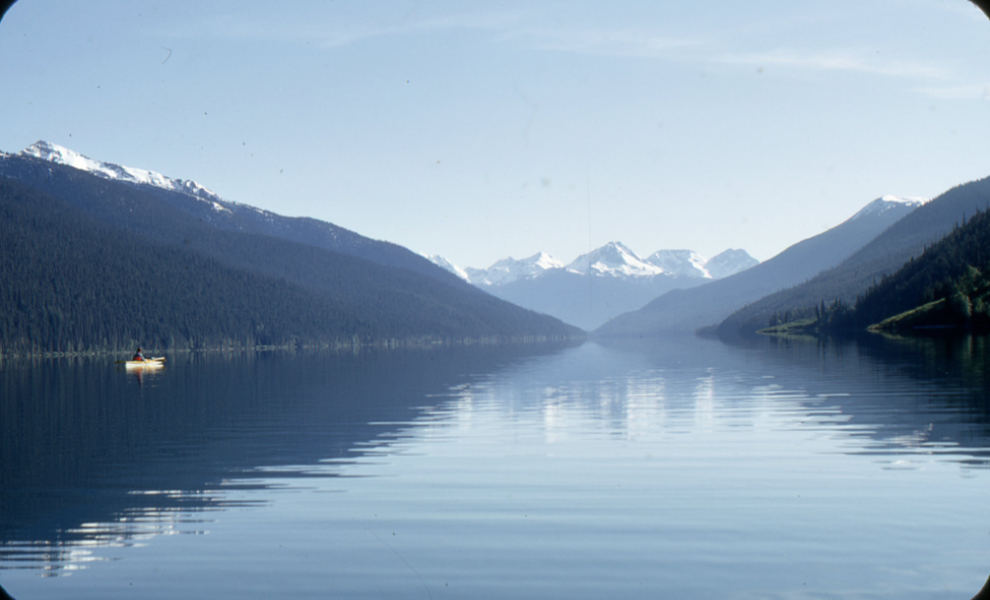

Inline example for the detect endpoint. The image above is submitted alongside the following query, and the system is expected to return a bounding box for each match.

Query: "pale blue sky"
[2,1,990,268]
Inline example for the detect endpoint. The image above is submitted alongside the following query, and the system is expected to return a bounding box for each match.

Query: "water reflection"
[1,335,989,598]
[756,333,990,469]
[0,344,574,575]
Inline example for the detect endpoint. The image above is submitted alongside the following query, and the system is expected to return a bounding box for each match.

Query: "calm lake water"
[2,334,990,599]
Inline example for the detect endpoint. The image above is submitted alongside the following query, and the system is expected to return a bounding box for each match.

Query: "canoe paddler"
[132,347,147,361]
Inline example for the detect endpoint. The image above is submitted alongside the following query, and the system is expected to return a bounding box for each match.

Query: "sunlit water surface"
[2,335,990,599]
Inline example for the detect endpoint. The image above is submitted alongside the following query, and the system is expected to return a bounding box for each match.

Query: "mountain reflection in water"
[1,335,989,599]
[1,344,565,571]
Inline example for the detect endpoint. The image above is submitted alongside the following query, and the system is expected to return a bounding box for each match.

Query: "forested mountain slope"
[782,209,990,334]
[593,196,920,337]
[717,177,990,339]
[0,148,467,289]
[0,176,581,357]
[853,210,990,330]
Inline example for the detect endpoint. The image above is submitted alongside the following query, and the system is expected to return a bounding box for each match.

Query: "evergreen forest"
[0,175,582,357]
[763,208,990,336]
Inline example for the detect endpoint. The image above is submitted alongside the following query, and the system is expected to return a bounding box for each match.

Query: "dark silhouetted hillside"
[717,177,990,340]
[0,175,582,356]
[594,197,919,338]
[0,151,468,288]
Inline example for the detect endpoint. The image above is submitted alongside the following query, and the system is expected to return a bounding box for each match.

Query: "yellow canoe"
[124,357,166,369]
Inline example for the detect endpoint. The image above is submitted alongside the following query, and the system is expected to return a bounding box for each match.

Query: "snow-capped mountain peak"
[704,249,760,279]
[526,251,565,271]
[645,249,710,279]
[466,243,759,284]
[467,252,564,286]
[566,242,663,278]
[21,140,224,205]
[849,195,926,221]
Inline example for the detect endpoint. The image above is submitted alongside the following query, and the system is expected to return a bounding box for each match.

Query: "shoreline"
[0,332,587,362]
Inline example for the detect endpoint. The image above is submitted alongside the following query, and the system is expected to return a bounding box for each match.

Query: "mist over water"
[2,335,989,599]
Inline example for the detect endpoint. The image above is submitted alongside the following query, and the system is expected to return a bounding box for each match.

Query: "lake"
[2,334,989,599]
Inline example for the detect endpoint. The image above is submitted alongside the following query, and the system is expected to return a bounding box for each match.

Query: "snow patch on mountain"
[21,140,224,204]
[467,252,564,286]
[566,242,663,278]
[849,195,926,221]
[424,255,470,282]
[645,250,710,279]
[454,243,761,288]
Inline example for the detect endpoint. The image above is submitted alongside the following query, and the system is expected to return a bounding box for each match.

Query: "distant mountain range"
[595,195,925,338]
[428,242,759,330]
[0,142,582,356]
